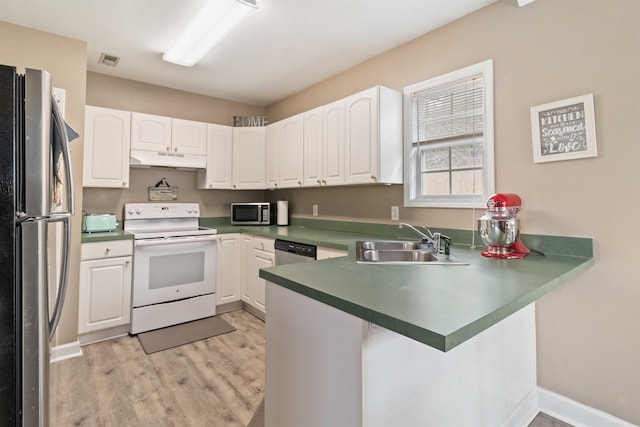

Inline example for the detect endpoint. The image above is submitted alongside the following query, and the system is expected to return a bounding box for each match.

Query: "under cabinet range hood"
[130,149,206,169]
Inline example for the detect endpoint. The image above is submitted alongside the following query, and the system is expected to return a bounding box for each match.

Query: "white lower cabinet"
[78,240,133,336]
[229,234,275,316]
[215,233,242,304]
[252,249,273,312]
[240,234,254,305]
[249,236,275,314]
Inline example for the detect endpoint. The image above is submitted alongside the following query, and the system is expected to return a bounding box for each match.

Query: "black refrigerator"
[0,65,76,426]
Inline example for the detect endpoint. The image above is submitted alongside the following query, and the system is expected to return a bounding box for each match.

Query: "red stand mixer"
[478,193,530,259]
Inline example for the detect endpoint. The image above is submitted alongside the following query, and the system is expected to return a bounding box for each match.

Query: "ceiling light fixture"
[163,0,258,67]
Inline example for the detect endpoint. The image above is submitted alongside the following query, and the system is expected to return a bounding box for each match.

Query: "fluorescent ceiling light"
[163,0,258,67]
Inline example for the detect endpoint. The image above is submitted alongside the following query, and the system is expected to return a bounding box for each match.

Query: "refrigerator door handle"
[48,217,71,340]
[51,95,75,216]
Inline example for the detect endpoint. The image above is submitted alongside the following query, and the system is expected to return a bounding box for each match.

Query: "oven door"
[132,235,216,307]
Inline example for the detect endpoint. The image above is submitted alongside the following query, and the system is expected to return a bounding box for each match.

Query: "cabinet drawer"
[253,235,275,253]
[81,240,133,260]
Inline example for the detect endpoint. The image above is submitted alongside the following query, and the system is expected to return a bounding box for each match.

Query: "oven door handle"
[135,235,218,247]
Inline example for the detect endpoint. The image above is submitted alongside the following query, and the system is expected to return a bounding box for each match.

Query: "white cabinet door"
[344,86,403,185]
[78,256,132,334]
[131,112,172,152]
[240,234,254,303]
[303,106,323,186]
[232,127,266,189]
[344,87,379,184]
[278,113,304,188]
[252,249,273,313]
[265,123,279,189]
[171,118,207,155]
[323,99,345,186]
[216,234,241,305]
[198,124,233,189]
[83,106,131,188]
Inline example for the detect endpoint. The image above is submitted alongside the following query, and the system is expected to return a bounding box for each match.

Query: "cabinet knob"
[125,259,131,264]
[122,181,127,186]
[316,179,321,184]
[105,248,111,252]
[209,184,213,188]
[174,147,178,152]
[274,183,278,188]
[233,184,237,189]
[166,146,170,151]
[297,181,302,186]
[322,180,327,185]
[371,175,377,181]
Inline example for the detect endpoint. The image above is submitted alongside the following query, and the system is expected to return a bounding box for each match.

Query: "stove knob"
[127,208,134,215]
[135,208,141,215]
[187,208,192,214]
[194,208,199,215]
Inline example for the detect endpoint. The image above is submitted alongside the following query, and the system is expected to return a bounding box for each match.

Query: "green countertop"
[81,229,134,243]
[242,219,594,353]
[84,216,593,352]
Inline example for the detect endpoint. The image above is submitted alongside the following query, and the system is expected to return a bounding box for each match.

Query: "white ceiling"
[0,0,497,106]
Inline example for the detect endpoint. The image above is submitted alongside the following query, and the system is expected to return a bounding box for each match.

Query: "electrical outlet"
[312,204,318,216]
[391,206,399,221]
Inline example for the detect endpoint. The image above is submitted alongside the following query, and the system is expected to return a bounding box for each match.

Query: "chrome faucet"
[399,223,432,244]
[399,223,451,256]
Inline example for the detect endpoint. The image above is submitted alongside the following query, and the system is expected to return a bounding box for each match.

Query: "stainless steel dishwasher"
[274,239,317,265]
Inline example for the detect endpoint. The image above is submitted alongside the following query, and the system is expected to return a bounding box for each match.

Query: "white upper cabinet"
[266,123,279,189]
[267,114,304,189]
[171,118,207,155]
[83,106,131,188]
[323,99,346,186]
[303,106,323,186]
[344,86,402,185]
[131,113,207,155]
[131,112,172,152]
[232,127,266,189]
[197,124,233,189]
[303,101,346,187]
[277,113,304,188]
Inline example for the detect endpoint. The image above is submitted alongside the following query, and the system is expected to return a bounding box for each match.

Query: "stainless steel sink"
[358,240,422,251]
[355,241,467,265]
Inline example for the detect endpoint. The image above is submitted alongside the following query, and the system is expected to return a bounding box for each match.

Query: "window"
[403,60,494,208]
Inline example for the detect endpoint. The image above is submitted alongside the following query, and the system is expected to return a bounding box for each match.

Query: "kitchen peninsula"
[260,236,593,427]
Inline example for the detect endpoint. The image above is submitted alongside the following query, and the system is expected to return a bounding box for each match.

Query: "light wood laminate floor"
[50,310,265,426]
[51,308,571,427]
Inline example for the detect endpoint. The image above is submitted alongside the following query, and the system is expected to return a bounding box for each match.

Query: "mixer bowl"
[478,216,520,247]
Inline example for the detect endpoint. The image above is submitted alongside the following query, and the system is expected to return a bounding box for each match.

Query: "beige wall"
[266,0,640,423]
[0,22,87,346]
[84,73,266,218]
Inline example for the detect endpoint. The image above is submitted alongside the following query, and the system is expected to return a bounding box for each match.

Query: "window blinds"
[411,74,484,146]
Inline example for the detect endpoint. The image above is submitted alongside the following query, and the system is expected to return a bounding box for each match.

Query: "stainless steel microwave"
[231,202,276,225]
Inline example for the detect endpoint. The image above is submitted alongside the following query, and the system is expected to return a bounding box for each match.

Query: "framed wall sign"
[530,93,597,163]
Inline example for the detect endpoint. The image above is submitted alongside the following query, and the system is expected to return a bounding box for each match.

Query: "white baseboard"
[537,387,638,427]
[50,340,82,363]
[500,388,539,427]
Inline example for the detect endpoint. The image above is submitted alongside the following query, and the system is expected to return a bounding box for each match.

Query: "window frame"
[403,60,495,209]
